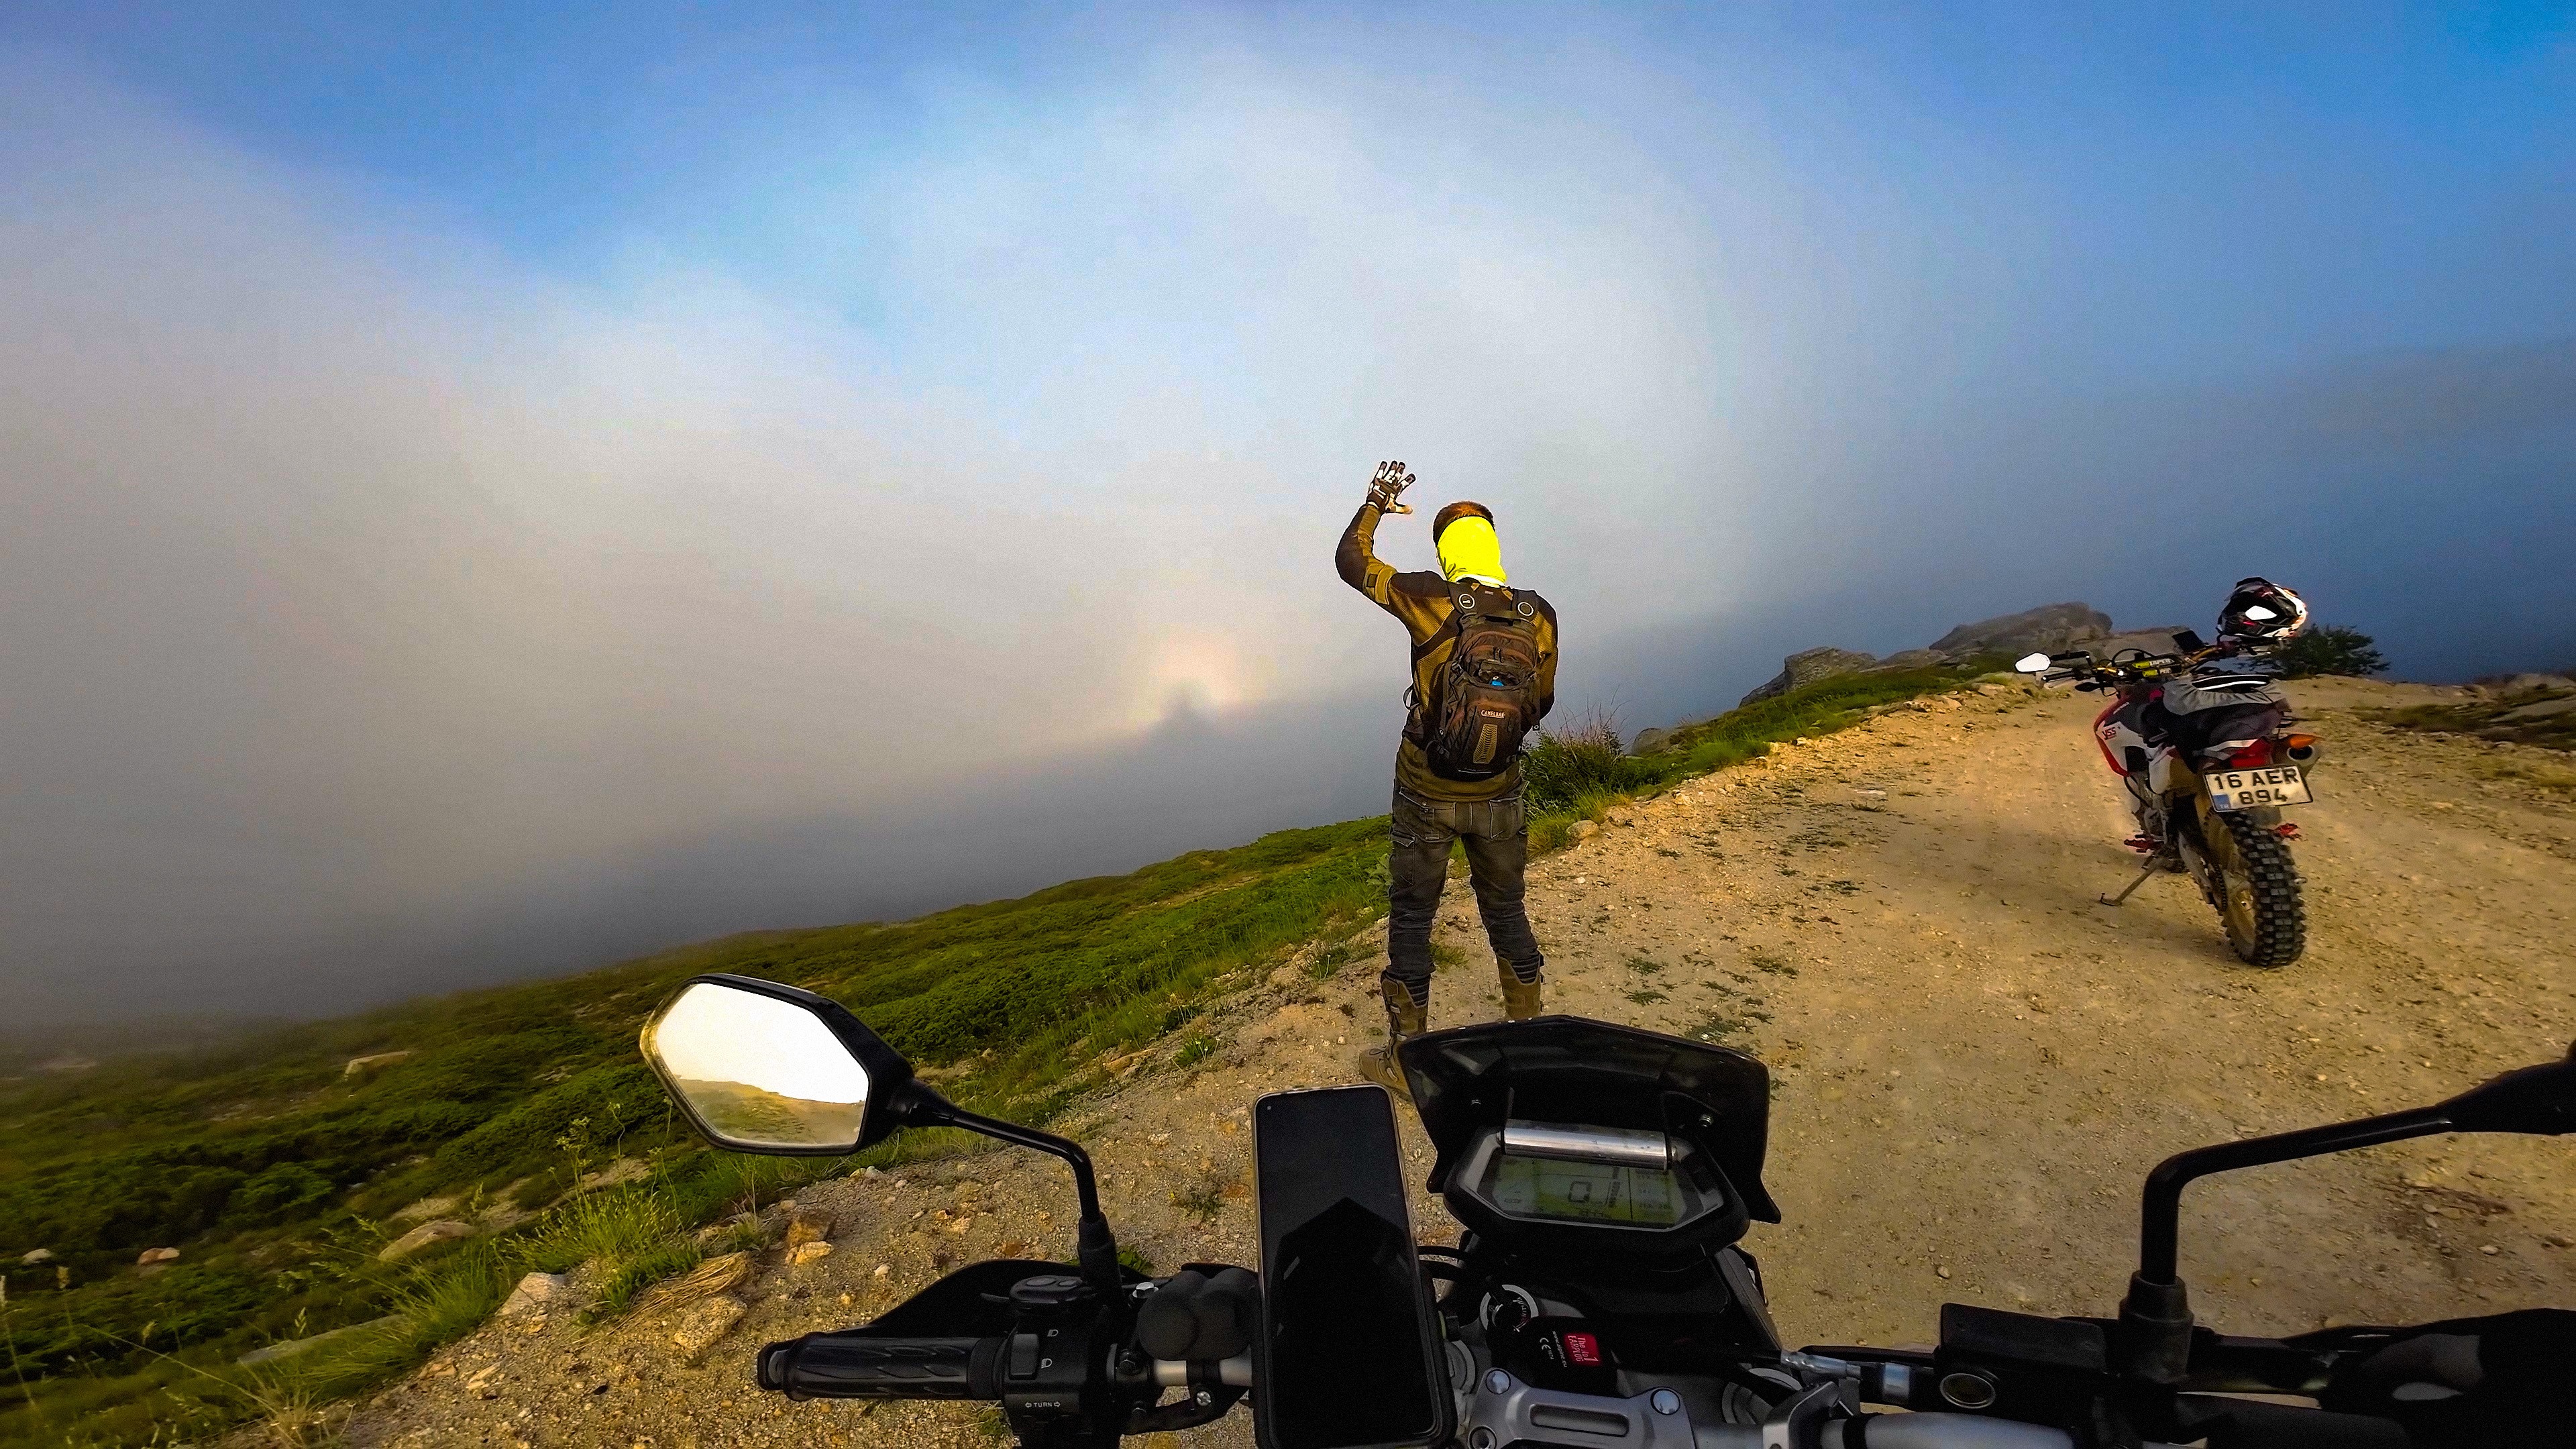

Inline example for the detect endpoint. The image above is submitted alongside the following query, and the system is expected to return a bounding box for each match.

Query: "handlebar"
[2027,640,2264,692]
[757,1332,1005,1400]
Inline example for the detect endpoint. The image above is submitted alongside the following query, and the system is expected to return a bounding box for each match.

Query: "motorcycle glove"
[1366,460,1415,514]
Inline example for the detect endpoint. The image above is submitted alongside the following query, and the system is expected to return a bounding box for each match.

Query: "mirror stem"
[2120,1046,2573,1383]
[2118,1099,2451,1384]
[906,1091,1124,1290]
[2136,1102,2449,1285]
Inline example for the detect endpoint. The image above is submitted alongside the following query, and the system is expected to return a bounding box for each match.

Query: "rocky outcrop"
[2482,673,2576,695]
[1739,647,1881,707]
[2497,695,2576,723]
[344,1051,415,1079]
[1927,603,2111,660]
[2089,626,2193,659]
[1868,649,1951,672]
[135,1246,180,1267]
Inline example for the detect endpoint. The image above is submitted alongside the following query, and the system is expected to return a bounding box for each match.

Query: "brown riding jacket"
[1336,502,1559,802]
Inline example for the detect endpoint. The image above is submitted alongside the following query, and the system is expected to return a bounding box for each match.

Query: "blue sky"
[3,4,2572,1020]
[25,5,2574,378]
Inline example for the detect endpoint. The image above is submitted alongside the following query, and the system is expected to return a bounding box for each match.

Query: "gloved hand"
[2320,1309,2576,1446]
[1366,460,1415,515]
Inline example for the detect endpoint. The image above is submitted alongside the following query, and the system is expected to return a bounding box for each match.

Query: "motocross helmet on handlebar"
[2216,576,2310,644]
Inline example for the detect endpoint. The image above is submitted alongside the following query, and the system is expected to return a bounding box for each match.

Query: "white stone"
[498,1271,570,1318]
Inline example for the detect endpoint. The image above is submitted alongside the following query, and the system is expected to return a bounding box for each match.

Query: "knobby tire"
[2215,811,2306,968]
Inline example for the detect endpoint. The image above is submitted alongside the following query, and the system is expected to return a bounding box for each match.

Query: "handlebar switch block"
[998,1275,1124,1446]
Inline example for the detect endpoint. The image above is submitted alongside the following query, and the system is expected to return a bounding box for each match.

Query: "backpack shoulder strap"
[1411,600,1465,664]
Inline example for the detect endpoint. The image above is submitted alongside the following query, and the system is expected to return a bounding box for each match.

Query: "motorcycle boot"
[1499,962,1544,1020]
[1356,973,1428,1097]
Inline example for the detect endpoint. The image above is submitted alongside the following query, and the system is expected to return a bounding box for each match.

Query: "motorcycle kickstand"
[2098,851,2174,907]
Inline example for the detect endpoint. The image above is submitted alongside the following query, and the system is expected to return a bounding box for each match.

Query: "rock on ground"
[343,1050,415,1079]
[378,1219,474,1261]
[498,1271,572,1318]
[670,1296,748,1365]
[784,1205,837,1250]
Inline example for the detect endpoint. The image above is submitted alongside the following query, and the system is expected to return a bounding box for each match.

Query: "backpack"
[1416,582,1544,781]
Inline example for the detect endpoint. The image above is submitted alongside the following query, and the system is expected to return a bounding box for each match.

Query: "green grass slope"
[0,662,1989,1445]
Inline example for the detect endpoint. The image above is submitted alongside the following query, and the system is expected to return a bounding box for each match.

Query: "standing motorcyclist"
[2116,576,2310,851]
[1336,462,1558,1095]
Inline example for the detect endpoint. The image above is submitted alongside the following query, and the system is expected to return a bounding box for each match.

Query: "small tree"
[2275,624,2387,678]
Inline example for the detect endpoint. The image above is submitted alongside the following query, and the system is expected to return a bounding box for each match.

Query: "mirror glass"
[2241,604,2277,621]
[643,982,871,1150]
[2015,652,2051,674]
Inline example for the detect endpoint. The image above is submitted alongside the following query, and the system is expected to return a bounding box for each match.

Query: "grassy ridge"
[0,664,1985,1445]
[0,818,1385,1445]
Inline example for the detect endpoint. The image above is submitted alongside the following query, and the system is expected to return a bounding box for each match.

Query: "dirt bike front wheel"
[2210,810,2306,967]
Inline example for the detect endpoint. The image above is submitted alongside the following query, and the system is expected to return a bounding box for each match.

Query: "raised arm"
[1336,500,1391,595]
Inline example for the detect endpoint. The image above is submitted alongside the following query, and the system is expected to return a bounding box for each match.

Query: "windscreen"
[1400,1016,1780,1226]
[1254,1087,1448,1449]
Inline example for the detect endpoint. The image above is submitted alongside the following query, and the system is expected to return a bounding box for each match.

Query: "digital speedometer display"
[1487,1153,1681,1225]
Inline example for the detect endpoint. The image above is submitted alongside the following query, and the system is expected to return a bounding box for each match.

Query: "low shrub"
[2276,624,2387,678]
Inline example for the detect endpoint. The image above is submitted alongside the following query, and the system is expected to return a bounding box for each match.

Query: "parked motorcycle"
[2017,612,2320,967]
[636,973,2575,1448]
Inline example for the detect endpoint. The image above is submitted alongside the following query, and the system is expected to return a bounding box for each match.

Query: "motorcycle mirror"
[2118,1042,2576,1384]
[2432,1045,2576,1136]
[2015,652,2051,674]
[640,975,917,1156]
[637,973,1130,1288]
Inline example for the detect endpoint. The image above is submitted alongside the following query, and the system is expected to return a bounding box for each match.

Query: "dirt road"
[345,677,2576,1448]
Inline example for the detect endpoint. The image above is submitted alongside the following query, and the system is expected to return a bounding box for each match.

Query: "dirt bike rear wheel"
[2212,812,2305,967]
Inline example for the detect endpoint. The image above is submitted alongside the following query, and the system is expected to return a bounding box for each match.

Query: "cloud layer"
[3,20,2571,1023]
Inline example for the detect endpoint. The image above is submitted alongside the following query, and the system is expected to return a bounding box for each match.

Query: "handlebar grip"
[756,1332,1006,1400]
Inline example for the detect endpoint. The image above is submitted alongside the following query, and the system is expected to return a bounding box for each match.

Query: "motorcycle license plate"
[2206,764,2312,810]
